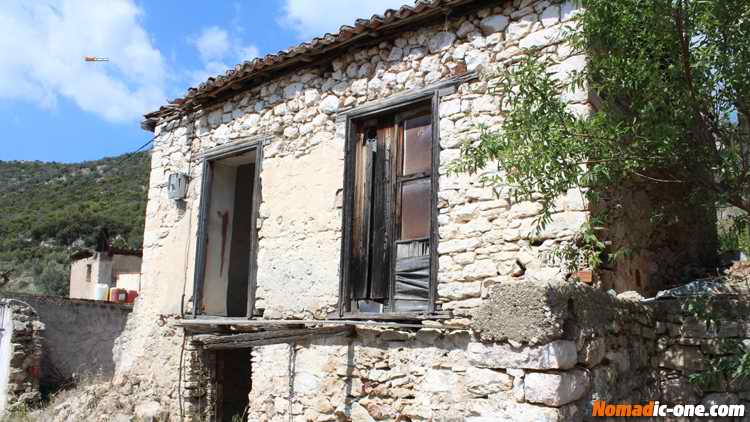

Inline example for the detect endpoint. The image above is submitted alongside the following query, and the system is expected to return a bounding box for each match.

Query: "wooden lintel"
[198,326,353,350]
[195,326,346,345]
[176,318,429,329]
[336,311,453,321]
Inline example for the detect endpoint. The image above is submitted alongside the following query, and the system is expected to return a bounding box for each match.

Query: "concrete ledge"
[472,281,653,345]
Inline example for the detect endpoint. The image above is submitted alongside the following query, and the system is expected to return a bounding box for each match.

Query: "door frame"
[192,136,265,318]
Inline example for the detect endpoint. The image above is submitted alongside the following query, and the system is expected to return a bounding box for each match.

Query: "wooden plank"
[191,160,212,318]
[339,311,452,321]
[429,90,441,313]
[246,143,264,317]
[175,318,427,329]
[202,327,354,350]
[388,119,403,312]
[196,326,350,346]
[337,116,355,316]
[357,132,375,299]
[199,135,265,161]
[369,124,390,300]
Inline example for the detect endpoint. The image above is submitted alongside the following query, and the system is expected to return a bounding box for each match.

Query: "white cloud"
[0,0,168,122]
[237,45,260,62]
[188,26,260,87]
[194,26,231,62]
[280,0,413,40]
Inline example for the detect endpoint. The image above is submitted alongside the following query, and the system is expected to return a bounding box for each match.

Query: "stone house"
[69,249,142,300]
[105,0,739,421]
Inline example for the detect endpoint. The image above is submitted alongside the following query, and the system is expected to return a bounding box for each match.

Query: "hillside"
[0,152,150,296]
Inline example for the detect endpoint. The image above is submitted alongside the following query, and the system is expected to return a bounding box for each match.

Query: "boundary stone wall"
[0,293,131,390]
[652,295,750,413]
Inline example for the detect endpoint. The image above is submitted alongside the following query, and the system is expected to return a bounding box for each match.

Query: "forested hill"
[0,151,150,296]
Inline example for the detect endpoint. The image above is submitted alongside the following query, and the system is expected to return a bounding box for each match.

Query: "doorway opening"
[197,147,261,317]
[215,349,252,422]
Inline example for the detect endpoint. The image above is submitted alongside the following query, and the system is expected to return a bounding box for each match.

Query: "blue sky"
[0,0,408,163]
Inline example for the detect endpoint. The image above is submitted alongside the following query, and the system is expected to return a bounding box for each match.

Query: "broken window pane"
[400,178,431,240]
[402,115,432,176]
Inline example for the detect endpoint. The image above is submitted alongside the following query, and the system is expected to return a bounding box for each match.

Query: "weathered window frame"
[337,74,475,318]
[191,137,265,319]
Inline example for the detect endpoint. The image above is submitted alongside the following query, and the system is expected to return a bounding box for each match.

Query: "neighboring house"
[69,249,142,300]
[104,1,736,421]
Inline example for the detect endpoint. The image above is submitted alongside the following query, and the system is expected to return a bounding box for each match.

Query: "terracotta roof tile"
[144,0,480,122]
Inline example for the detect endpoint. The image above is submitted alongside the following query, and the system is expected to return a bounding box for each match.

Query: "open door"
[195,147,261,317]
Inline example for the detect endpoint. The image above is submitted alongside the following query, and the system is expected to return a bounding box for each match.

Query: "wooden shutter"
[368,125,391,300]
[346,106,434,313]
[351,128,374,300]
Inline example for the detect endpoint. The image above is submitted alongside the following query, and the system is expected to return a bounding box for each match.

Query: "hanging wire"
[113,136,157,167]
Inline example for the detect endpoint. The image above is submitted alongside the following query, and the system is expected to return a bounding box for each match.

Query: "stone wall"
[0,293,131,390]
[175,285,750,421]
[595,180,719,296]
[111,1,589,414]
[173,282,660,421]
[138,0,587,323]
[0,299,43,413]
[652,295,750,412]
[102,0,739,420]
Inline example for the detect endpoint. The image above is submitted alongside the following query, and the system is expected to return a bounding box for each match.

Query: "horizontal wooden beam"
[197,326,354,350]
[336,311,453,321]
[175,318,427,329]
[194,326,345,345]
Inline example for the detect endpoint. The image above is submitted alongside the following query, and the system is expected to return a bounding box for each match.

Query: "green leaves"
[453,0,749,225]
[451,0,749,274]
[450,53,601,228]
[0,152,150,295]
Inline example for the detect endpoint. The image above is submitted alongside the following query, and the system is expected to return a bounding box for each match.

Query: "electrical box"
[167,173,189,200]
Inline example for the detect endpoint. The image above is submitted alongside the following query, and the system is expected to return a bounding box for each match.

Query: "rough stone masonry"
[79,0,747,421]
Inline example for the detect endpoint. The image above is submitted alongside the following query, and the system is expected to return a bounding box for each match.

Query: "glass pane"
[400,178,431,240]
[402,115,432,175]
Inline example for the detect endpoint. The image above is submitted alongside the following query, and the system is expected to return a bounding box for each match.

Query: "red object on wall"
[125,290,139,304]
[109,288,127,303]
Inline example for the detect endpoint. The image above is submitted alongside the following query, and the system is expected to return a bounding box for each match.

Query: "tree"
[451,0,749,230]
[450,0,750,387]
